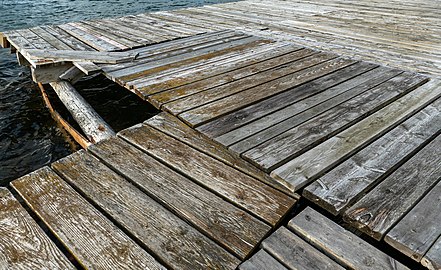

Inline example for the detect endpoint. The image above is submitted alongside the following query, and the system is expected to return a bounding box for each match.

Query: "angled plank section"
[239,250,288,270]
[88,137,272,259]
[52,151,239,269]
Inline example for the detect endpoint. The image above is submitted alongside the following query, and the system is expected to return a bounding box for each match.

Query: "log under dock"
[0,0,440,269]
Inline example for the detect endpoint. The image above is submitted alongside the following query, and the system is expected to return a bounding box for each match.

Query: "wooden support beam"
[59,66,85,84]
[31,63,73,84]
[49,80,115,143]
[16,52,31,67]
[0,32,10,48]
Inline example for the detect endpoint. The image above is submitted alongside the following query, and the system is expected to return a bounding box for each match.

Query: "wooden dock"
[1,0,441,269]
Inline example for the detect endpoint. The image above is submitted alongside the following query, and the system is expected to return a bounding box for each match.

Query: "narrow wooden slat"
[180,57,355,127]
[261,227,344,269]
[386,179,441,262]
[43,26,95,51]
[79,21,145,48]
[422,238,441,270]
[144,113,295,195]
[11,167,164,270]
[211,62,383,143]
[29,27,72,50]
[243,72,428,172]
[163,49,323,114]
[73,61,101,75]
[52,151,240,269]
[14,29,56,50]
[88,137,271,259]
[303,82,441,215]
[24,49,138,64]
[273,79,441,190]
[344,134,441,240]
[58,23,121,51]
[289,207,409,270]
[0,188,74,270]
[239,250,288,270]
[148,45,304,107]
[119,124,295,226]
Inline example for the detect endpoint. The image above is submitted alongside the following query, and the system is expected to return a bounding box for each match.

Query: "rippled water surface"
[0,0,236,185]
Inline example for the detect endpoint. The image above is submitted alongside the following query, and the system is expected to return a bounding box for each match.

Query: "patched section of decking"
[6,113,296,269]
[240,207,409,270]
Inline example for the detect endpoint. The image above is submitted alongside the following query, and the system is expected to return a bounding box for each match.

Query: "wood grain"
[422,237,441,270]
[243,72,427,172]
[180,57,355,127]
[52,150,240,269]
[144,113,296,194]
[344,134,441,240]
[88,137,271,259]
[272,78,441,191]
[239,250,288,270]
[11,167,164,270]
[261,227,344,269]
[289,207,408,270]
[0,188,74,270]
[118,124,295,226]
[304,94,441,215]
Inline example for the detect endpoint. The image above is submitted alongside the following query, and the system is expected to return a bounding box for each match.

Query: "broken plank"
[239,250,288,270]
[52,151,240,269]
[144,113,296,195]
[88,137,271,259]
[73,61,101,75]
[59,66,85,84]
[119,124,295,226]
[181,57,355,127]
[244,72,428,172]
[344,134,441,240]
[289,207,409,270]
[273,78,441,191]
[11,167,164,270]
[24,49,138,64]
[261,227,344,269]
[303,81,441,215]
[0,188,74,270]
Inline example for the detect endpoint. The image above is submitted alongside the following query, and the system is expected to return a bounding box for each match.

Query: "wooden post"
[49,81,115,143]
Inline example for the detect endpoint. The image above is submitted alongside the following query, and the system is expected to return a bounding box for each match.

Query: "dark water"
[0,0,236,185]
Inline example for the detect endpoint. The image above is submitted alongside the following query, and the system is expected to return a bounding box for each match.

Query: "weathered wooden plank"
[70,22,129,50]
[243,72,428,172]
[43,26,95,51]
[29,27,72,50]
[0,32,10,48]
[24,49,138,64]
[422,238,441,270]
[88,19,157,44]
[273,79,441,190]
[31,63,73,84]
[148,45,304,107]
[385,179,441,262]
[144,113,295,194]
[58,23,121,51]
[14,28,56,50]
[49,81,115,143]
[344,134,441,240]
[211,62,383,144]
[52,151,240,269]
[59,66,84,84]
[239,250,288,270]
[88,137,271,259]
[262,227,344,269]
[109,35,263,81]
[303,81,441,215]
[73,61,101,75]
[0,188,74,270]
[180,57,356,127]
[11,167,164,270]
[119,124,295,226]
[289,207,409,269]
[163,49,322,114]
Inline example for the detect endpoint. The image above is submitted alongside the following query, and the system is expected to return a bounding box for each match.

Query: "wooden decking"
[3,113,296,269]
[1,0,441,269]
